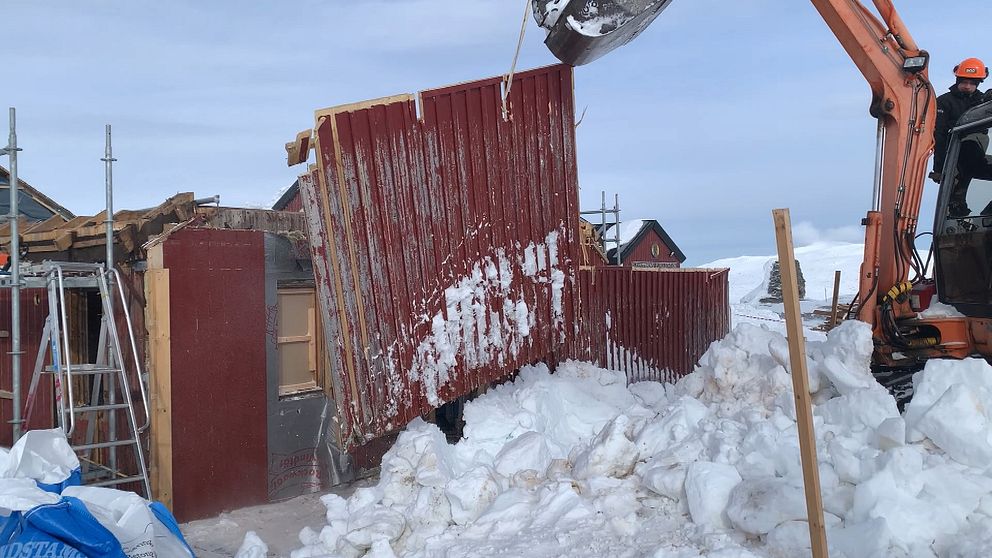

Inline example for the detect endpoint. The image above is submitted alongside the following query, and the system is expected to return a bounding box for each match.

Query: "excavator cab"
[537,0,676,66]
[933,100,992,317]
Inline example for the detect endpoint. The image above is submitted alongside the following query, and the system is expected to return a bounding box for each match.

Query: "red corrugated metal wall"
[576,268,730,383]
[163,228,269,521]
[303,65,580,446]
[0,289,54,446]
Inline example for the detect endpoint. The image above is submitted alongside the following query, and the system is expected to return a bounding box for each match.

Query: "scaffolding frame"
[579,190,623,266]
[1,110,118,443]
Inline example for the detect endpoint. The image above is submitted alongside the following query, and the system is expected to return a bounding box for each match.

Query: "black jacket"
[933,85,990,173]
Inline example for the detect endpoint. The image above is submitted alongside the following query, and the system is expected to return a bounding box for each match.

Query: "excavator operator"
[930,57,992,217]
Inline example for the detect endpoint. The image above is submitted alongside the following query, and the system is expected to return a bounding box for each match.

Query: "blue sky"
[3,0,990,264]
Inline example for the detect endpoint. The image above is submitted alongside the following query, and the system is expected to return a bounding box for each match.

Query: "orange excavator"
[536,0,992,371]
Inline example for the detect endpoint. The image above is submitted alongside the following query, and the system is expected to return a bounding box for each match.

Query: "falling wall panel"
[304,65,580,446]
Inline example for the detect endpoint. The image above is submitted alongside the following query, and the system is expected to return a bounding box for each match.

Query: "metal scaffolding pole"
[614,193,622,267]
[4,108,24,441]
[578,190,623,266]
[103,125,115,273]
[102,124,117,472]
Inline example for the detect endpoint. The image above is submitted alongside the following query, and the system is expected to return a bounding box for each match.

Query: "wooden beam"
[829,271,842,330]
[285,129,312,167]
[0,217,30,239]
[772,208,829,558]
[145,246,174,511]
[53,230,76,252]
[22,215,90,243]
[22,215,67,234]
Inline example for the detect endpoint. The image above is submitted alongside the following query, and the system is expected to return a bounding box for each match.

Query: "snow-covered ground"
[704,241,865,340]
[190,241,992,557]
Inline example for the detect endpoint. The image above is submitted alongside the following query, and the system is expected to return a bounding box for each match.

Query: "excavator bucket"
[536,0,675,66]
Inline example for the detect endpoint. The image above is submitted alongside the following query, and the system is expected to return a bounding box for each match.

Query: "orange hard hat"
[954,58,989,80]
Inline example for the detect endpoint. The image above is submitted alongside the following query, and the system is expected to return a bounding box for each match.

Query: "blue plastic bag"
[0,496,126,558]
[35,467,82,495]
[149,502,196,557]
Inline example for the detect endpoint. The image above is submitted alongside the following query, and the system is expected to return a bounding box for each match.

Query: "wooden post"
[772,209,829,558]
[145,244,173,510]
[829,270,842,329]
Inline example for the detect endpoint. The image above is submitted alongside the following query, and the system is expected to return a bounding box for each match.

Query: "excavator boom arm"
[540,0,937,348]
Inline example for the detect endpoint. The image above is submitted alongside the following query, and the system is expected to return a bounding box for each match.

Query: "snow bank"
[276,320,992,557]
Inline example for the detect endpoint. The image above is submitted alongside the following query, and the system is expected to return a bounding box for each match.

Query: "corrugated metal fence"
[575,267,730,384]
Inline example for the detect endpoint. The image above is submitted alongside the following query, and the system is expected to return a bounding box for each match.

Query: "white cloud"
[792,221,863,246]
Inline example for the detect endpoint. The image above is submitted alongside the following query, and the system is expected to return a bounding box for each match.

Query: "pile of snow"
[269,320,992,557]
[533,0,572,30]
[532,1,640,40]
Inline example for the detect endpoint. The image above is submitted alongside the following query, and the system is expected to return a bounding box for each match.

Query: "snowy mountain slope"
[702,241,865,341]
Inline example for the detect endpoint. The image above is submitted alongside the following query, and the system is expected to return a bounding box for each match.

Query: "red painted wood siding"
[162,228,268,521]
[624,229,681,268]
[281,192,303,213]
[302,65,580,446]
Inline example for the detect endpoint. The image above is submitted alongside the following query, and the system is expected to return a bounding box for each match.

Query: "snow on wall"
[405,229,568,407]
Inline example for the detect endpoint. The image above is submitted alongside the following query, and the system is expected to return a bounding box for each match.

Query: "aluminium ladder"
[23,261,151,497]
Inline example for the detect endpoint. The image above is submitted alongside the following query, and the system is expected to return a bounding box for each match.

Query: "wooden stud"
[285,129,313,167]
[144,246,174,511]
[829,271,842,330]
[313,117,362,425]
[773,208,829,558]
[314,94,415,120]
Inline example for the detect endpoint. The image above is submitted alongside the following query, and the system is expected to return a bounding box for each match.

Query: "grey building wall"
[263,232,357,501]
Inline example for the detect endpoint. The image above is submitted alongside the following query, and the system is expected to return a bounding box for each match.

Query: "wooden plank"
[314,94,415,120]
[313,117,362,443]
[829,271,842,329]
[53,230,77,252]
[0,217,30,239]
[22,215,67,234]
[144,252,174,511]
[140,193,196,222]
[112,209,148,223]
[285,129,312,167]
[136,194,197,243]
[22,216,92,242]
[68,222,132,239]
[772,208,829,558]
